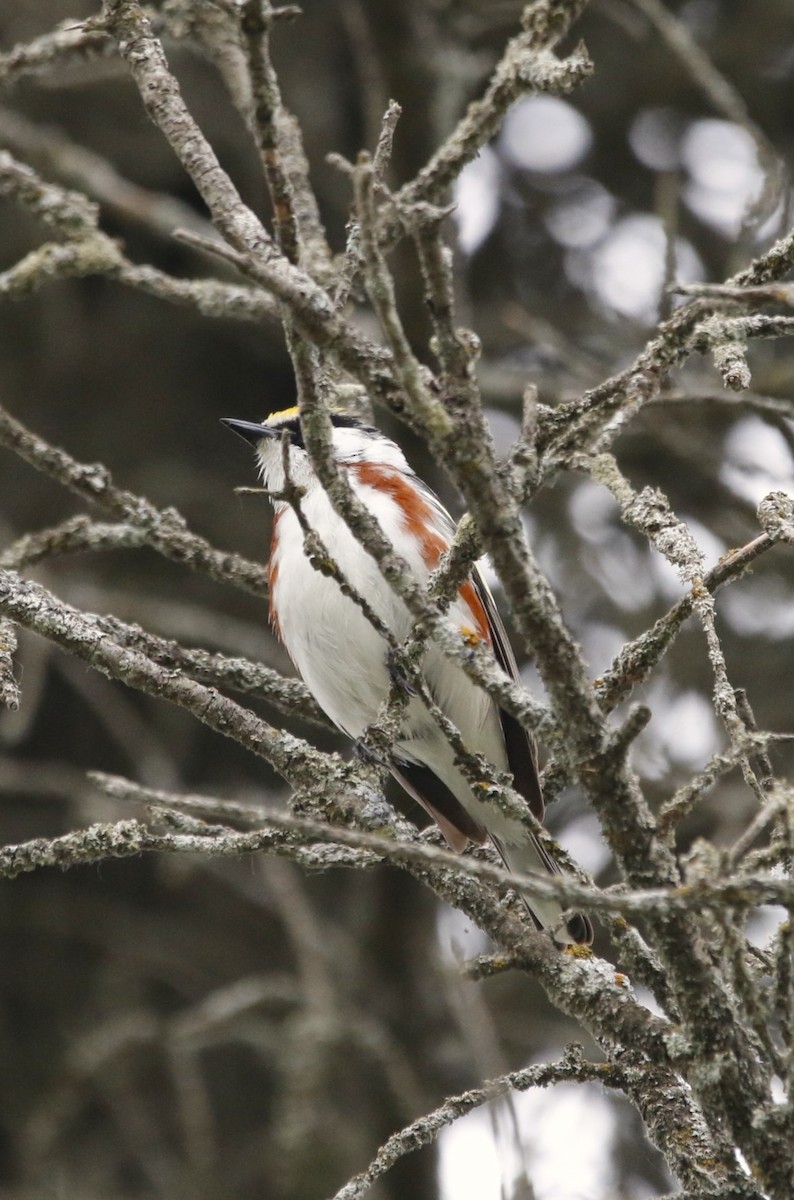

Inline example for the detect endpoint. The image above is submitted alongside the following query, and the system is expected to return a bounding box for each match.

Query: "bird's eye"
[269,418,304,448]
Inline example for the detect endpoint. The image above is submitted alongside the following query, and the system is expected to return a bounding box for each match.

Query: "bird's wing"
[391,760,488,852]
[469,568,593,944]
[392,483,592,944]
[393,474,546,823]
[468,565,545,820]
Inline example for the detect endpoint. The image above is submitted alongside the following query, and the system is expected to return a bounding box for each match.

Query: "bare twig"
[330,1048,630,1200]
[0,403,268,595]
[0,16,115,86]
[0,569,335,789]
[0,616,19,711]
[596,531,778,713]
[394,1,593,216]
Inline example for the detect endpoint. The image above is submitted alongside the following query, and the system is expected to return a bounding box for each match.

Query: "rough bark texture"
[1,2,794,1197]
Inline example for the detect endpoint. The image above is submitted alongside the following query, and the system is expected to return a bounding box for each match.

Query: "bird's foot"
[353,737,390,768]
[386,648,418,697]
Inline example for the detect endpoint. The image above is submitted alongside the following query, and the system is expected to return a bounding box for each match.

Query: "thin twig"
[0,403,268,596]
[329,1048,630,1200]
[0,616,19,711]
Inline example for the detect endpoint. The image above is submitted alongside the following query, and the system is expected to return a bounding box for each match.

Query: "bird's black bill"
[221,418,275,445]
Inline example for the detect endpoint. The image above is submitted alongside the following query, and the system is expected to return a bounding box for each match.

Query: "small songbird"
[224,409,591,945]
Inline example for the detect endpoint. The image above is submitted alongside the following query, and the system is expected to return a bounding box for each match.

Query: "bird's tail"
[491,833,592,946]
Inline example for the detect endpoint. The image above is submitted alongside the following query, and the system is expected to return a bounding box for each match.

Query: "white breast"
[270,468,509,823]
[271,480,413,737]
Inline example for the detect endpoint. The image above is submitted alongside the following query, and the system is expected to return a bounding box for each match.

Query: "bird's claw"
[386,649,418,697]
[353,737,390,768]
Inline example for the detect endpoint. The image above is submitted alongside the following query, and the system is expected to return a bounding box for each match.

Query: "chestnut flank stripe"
[458,579,491,645]
[350,462,490,644]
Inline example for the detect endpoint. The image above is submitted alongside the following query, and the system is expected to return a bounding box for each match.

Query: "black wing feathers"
[469,568,544,820]
[392,762,487,851]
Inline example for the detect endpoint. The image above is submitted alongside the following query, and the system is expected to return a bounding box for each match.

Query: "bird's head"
[222,408,406,493]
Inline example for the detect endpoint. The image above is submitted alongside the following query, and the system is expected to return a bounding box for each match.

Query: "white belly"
[271,498,408,736]
[270,486,509,813]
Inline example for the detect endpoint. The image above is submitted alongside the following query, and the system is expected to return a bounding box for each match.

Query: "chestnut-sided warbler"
[224,409,591,945]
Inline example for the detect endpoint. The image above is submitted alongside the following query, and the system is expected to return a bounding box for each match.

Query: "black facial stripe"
[270,412,378,447]
[276,417,304,448]
[328,413,377,434]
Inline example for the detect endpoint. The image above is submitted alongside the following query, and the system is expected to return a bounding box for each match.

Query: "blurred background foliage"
[1,1,794,1197]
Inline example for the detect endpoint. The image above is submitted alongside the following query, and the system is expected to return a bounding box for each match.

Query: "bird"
[223,408,592,945]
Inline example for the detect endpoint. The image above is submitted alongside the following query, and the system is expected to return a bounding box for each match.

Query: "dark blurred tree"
[1,2,794,1198]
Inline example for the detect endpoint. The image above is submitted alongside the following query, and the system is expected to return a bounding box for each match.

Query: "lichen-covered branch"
[0,569,331,788]
[331,1048,631,1200]
[0,401,267,595]
[3,1,794,1195]
[0,615,19,711]
[394,0,594,215]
